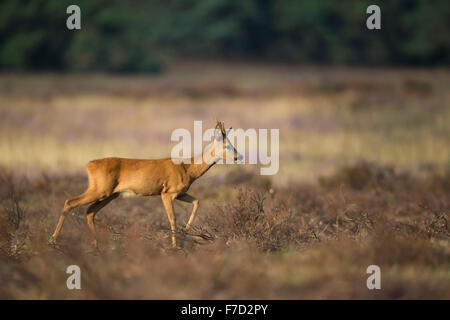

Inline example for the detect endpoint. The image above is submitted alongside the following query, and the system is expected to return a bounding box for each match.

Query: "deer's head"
[212,120,243,163]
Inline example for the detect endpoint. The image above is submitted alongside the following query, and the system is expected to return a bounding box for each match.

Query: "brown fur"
[49,121,239,248]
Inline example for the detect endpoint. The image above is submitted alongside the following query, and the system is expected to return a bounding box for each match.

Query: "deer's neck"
[185,143,218,180]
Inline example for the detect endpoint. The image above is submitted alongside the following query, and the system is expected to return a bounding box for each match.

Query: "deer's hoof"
[48,237,57,245]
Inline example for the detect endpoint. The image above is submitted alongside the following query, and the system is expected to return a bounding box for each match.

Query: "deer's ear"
[226,127,232,136]
[220,122,226,136]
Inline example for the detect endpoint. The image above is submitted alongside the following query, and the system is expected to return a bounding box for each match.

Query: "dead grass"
[0,163,448,299]
[0,63,449,299]
[0,63,449,184]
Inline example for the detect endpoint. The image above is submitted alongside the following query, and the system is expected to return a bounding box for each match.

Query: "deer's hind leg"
[49,188,106,244]
[86,193,119,247]
[176,193,199,232]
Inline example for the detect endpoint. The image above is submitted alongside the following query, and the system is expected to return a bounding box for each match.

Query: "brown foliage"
[0,165,448,299]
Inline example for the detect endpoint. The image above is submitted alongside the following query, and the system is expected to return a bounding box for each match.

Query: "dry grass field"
[0,62,449,299]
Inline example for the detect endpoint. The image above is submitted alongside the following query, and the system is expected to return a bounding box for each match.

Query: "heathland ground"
[0,62,449,298]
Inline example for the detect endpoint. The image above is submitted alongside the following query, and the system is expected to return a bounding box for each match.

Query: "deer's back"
[87,157,191,197]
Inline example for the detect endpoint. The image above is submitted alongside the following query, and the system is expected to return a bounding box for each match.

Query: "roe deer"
[49,121,242,248]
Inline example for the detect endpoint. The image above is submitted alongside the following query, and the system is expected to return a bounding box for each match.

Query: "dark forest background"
[0,0,449,72]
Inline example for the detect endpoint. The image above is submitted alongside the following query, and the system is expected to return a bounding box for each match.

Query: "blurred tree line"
[0,0,448,73]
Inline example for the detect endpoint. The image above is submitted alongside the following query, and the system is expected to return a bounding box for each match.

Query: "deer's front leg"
[176,193,199,232]
[161,193,178,248]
